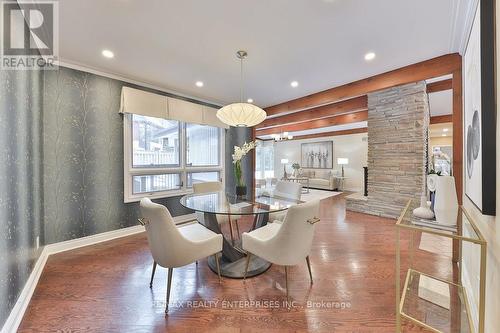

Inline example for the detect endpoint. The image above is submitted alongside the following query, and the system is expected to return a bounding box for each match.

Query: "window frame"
[124,114,225,203]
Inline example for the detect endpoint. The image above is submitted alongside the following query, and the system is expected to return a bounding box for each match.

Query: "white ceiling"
[429,90,453,116]
[58,0,469,108]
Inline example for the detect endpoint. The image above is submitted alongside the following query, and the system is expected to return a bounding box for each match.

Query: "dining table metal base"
[201,211,272,278]
[207,254,271,279]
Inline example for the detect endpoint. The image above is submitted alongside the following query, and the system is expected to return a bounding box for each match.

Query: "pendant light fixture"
[217,51,267,127]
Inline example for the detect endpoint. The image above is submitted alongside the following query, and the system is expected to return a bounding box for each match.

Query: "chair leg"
[235,220,240,238]
[284,266,289,298]
[306,256,313,284]
[214,253,222,283]
[228,216,235,245]
[243,252,252,280]
[165,268,173,314]
[150,261,157,288]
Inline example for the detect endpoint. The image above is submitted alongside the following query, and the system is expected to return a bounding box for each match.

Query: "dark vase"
[236,185,247,198]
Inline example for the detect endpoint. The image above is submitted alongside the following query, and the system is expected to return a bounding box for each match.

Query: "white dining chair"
[193,181,242,241]
[242,200,320,297]
[139,198,223,313]
[270,181,303,222]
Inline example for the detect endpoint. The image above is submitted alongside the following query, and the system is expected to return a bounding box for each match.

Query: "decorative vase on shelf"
[413,195,435,219]
[433,176,458,227]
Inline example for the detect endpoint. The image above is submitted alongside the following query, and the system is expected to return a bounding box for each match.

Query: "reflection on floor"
[18,195,456,332]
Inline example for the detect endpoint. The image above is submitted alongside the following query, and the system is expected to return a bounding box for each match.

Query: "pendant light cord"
[240,56,244,103]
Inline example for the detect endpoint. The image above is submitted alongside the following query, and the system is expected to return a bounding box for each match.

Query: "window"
[132,114,180,167]
[255,141,274,179]
[187,171,220,187]
[133,174,181,194]
[186,123,220,166]
[124,114,224,202]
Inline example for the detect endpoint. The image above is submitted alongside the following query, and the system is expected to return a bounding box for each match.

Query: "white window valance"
[120,86,228,128]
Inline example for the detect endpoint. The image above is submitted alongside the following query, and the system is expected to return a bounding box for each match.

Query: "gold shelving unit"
[396,200,487,333]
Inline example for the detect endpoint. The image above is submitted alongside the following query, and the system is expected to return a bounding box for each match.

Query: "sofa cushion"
[301,170,315,178]
[315,170,332,180]
[309,178,330,186]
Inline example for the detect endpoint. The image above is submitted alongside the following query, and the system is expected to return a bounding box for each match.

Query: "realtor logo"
[1,1,58,69]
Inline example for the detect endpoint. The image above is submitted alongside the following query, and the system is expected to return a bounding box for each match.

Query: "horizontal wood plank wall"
[265,53,461,117]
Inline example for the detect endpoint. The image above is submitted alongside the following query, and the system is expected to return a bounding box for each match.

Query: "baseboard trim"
[1,247,49,333]
[1,213,196,333]
[46,225,145,255]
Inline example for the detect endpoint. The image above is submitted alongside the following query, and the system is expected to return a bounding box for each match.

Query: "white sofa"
[300,169,340,191]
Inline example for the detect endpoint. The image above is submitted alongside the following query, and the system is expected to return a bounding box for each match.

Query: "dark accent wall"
[0,68,44,327]
[225,127,254,196]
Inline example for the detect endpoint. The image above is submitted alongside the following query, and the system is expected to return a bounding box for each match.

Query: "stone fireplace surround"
[346,82,429,218]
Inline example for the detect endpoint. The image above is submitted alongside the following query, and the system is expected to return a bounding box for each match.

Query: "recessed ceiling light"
[290,81,299,88]
[102,50,115,59]
[247,98,254,103]
[443,128,449,132]
[195,81,204,87]
[364,52,376,61]
[102,49,114,58]
[442,134,447,137]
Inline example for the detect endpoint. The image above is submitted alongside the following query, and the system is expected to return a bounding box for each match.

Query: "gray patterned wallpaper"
[43,67,193,244]
[0,68,44,328]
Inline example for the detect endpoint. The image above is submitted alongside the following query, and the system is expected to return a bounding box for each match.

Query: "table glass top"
[180,191,301,215]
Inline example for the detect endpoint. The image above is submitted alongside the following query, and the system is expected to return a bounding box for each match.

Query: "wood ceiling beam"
[288,127,368,140]
[256,114,449,138]
[426,79,452,94]
[265,53,461,117]
[257,96,367,129]
[430,115,452,124]
[255,111,367,136]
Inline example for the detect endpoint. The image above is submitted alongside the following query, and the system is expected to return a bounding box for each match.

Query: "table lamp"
[281,159,289,179]
[337,158,348,177]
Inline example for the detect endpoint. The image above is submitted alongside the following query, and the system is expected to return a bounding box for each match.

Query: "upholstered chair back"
[140,198,192,268]
[272,200,320,265]
[193,181,223,194]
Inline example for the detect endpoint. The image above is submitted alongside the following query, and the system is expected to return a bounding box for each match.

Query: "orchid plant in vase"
[232,141,256,197]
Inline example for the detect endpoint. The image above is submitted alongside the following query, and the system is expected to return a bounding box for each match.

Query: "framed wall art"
[464,0,496,215]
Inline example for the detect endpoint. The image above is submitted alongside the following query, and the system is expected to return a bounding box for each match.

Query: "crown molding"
[55,58,223,109]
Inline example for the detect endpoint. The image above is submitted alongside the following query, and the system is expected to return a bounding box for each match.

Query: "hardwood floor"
[19,195,455,332]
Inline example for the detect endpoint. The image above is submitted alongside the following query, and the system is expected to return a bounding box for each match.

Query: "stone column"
[347,82,429,218]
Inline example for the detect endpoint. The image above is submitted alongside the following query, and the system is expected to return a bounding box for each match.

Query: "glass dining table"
[180,191,301,278]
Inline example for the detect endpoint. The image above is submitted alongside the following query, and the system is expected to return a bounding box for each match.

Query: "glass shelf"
[396,200,485,245]
[396,199,487,333]
[400,269,473,333]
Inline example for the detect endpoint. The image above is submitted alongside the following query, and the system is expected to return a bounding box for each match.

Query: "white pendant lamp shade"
[217,50,267,127]
[217,102,266,127]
